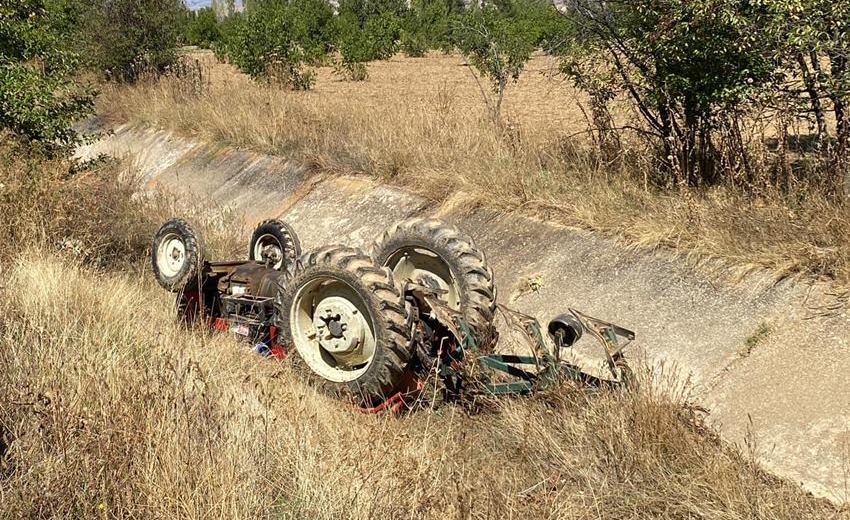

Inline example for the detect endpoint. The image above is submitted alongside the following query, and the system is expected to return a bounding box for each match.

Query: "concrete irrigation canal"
[80,124,850,503]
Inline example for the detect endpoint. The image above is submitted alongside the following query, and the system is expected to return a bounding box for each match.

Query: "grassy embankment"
[0,134,846,518]
[99,52,850,286]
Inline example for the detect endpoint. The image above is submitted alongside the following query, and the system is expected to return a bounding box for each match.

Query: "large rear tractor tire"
[279,245,413,404]
[249,219,301,272]
[151,218,204,292]
[371,218,497,346]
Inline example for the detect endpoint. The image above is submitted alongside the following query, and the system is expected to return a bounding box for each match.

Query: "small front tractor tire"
[279,245,413,404]
[249,219,301,272]
[372,218,497,346]
[151,218,204,292]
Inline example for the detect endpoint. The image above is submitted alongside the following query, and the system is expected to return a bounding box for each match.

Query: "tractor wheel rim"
[254,233,284,270]
[386,248,460,310]
[290,277,376,382]
[157,233,187,278]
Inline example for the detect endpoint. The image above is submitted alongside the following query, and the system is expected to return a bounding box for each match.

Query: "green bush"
[83,0,186,82]
[335,0,404,66]
[559,0,775,185]
[400,31,428,57]
[219,0,334,89]
[401,0,464,55]
[762,0,850,149]
[185,7,221,48]
[0,0,95,150]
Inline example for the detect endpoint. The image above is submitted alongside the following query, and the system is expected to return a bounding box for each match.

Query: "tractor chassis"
[177,268,635,411]
[388,283,636,409]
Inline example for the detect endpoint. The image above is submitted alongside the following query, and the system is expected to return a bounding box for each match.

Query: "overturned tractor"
[151,217,634,409]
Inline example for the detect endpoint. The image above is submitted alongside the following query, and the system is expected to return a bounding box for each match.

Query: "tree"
[763,0,850,150]
[219,0,335,89]
[92,0,185,82]
[185,7,222,48]
[336,0,405,64]
[454,0,557,122]
[0,0,94,150]
[401,0,464,56]
[559,0,774,186]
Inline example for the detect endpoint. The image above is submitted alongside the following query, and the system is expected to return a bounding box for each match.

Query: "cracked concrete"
[82,124,850,503]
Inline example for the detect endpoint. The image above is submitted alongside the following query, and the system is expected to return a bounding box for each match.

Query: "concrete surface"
[83,124,850,503]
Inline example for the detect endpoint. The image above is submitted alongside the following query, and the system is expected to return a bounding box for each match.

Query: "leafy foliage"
[83,0,186,82]
[335,0,405,69]
[0,0,94,150]
[184,7,221,48]
[761,0,850,148]
[559,0,775,185]
[454,0,561,120]
[218,0,334,89]
[401,0,464,55]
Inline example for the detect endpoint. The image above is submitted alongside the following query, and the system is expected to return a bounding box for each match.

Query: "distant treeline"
[185,0,850,189]
[2,0,849,191]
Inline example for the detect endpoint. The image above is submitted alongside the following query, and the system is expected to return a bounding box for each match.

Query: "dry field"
[99,51,850,286]
[0,256,843,519]
[0,140,847,518]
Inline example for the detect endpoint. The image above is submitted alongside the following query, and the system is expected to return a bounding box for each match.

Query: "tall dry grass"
[0,131,845,518]
[99,53,850,284]
[0,137,155,268]
[0,254,843,519]
[0,134,244,270]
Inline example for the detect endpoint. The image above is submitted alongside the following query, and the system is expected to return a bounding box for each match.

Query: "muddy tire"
[279,245,413,404]
[249,219,301,272]
[371,218,497,346]
[151,218,203,292]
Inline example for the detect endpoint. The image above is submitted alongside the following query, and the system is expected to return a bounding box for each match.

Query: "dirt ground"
[196,50,590,136]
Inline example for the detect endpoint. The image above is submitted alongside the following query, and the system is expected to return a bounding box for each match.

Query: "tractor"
[151,217,634,409]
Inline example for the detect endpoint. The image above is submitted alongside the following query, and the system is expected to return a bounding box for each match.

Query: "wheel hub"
[392,251,460,310]
[255,234,284,269]
[262,244,282,262]
[313,297,366,360]
[157,235,186,278]
[291,276,378,382]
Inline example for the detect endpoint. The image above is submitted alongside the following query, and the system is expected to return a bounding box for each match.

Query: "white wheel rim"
[386,248,461,310]
[157,233,187,278]
[254,233,284,270]
[290,277,376,382]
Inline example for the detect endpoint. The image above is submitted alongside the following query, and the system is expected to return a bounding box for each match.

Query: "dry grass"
[99,52,850,284]
[0,136,845,518]
[0,135,245,269]
[0,254,844,519]
[0,137,153,267]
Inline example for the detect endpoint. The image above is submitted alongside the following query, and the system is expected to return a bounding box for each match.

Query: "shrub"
[82,0,186,82]
[218,0,334,89]
[335,0,405,67]
[401,0,465,55]
[267,55,316,89]
[0,0,95,151]
[763,0,850,151]
[184,7,222,48]
[559,0,775,186]
[335,13,371,66]
[400,31,428,57]
[335,60,369,81]
[0,136,161,265]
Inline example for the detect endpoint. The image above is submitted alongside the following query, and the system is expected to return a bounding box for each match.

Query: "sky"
[184,0,211,9]
[185,0,244,10]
